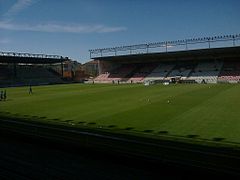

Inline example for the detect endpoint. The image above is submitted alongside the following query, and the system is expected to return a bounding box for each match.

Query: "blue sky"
[0,0,240,63]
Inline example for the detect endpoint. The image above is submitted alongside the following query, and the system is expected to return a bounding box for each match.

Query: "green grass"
[1,83,240,144]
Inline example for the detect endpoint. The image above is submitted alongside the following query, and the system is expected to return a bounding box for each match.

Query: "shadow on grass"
[186,135,199,138]
[212,137,225,142]
[38,116,47,119]
[143,130,154,133]
[31,116,39,118]
[52,118,60,121]
[64,120,74,123]
[29,115,47,120]
[88,122,96,125]
[77,121,86,124]
[2,113,50,122]
[124,127,134,130]
[158,131,168,134]
[108,125,117,128]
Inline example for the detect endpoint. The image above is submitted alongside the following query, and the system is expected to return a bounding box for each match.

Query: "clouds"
[3,0,34,20]
[0,38,11,44]
[0,21,127,33]
[0,0,127,34]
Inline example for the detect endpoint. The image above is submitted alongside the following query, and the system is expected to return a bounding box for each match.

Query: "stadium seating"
[109,64,137,81]
[0,65,63,87]
[95,64,158,83]
[166,63,195,80]
[15,66,63,85]
[0,65,14,87]
[128,64,157,83]
[144,63,175,81]
[218,61,240,83]
[93,60,240,84]
[94,64,136,83]
[0,65,13,80]
[94,72,111,82]
[188,61,223,83]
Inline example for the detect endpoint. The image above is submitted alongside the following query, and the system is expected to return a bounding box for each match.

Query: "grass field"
[1,83,240,145]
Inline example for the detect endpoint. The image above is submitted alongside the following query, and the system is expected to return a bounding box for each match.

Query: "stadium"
[1,33,240,178]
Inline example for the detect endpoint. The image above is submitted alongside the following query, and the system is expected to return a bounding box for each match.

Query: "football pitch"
[1,83,240,145]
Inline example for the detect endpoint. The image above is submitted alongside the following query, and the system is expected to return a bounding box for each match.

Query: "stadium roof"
[90,33,240,58]
[0,51,68,64]
[92,46,240,63]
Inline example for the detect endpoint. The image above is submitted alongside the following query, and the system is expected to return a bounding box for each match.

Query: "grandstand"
[90,34,240,84]
[0,51,69,87]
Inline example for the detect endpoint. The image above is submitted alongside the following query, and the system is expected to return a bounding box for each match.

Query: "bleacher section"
[0,65,63,87]
[94,60,240,84]
[94,64,136,83]
[0,65,14,86]
[0,65,12,80]
[218,62,240,83]
[166,63,194,80]
[127,64,157,83]
[110,64,136,81]
[144,63,175,81]
[94,72,111,82]
[187,61,223,83]
[16,66,63,85]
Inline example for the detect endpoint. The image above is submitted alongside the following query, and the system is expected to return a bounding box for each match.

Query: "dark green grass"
[1,83,240,144]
